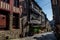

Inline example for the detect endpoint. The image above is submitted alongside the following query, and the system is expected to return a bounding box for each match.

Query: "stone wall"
[0,29,22,40]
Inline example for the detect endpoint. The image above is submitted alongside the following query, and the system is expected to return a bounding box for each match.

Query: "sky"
[35,0,53,21]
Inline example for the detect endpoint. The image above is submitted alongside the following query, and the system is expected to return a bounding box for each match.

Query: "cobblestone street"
[0,0,60,40]
[11,31,57,40]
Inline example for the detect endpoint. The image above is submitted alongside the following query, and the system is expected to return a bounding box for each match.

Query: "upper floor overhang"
[0,1,21,14]
[28,20,41,24]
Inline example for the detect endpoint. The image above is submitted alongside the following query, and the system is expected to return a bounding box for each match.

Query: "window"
[2,0,10,3]
[13,14,19,29]
[14,0,19,7]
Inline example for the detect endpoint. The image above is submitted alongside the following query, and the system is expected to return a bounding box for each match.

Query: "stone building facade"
[0,0,51,39]
[27,0,42,34]
[39,11,52,33]
[28,0,51,34]
[0,0,29,39]
[39,11,47,33]
[51,0,60,24]
[51,0,60,39]
[46,20,52,32]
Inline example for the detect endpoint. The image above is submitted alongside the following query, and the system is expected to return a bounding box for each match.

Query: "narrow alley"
[0,0,60,40]
[11,31,57,40]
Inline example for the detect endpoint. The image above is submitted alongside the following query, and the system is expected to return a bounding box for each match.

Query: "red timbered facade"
[0,0,22,30]
[0,0,30,39]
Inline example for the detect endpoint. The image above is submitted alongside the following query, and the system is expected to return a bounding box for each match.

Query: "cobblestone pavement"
[25,31,57,40]
[11,31,57,40]
[33,32,56,40]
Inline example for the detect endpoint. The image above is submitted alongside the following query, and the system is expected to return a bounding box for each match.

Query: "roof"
[41,11,49,21]
[41,11,46,16]
[32,0,42,10]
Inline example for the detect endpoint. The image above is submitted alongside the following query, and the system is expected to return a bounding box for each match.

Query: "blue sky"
[35,0,53,21]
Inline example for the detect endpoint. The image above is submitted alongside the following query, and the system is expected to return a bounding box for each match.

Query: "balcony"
[0,1,10,11]
[31,5,41,14]
[31,7,41,15]
[30,20,41,24]
[0,1,20,13]
[13,7,20,13]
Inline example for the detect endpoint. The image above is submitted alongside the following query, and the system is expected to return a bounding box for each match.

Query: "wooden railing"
[31,7,41,15]
[30,20,41,24]
[33,8,40,13]
[0,1,10,10]
[0,1,20,13]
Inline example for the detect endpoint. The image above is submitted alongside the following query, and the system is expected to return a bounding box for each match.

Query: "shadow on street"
[33,33,57,40]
